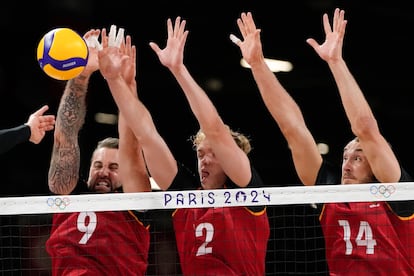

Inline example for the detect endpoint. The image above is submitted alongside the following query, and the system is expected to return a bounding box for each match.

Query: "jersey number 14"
[338,219,377,255]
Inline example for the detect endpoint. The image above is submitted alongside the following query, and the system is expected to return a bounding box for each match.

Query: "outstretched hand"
[306,8,347,63]
[81,29,101,77]
[121,35,137,87]
[229,12,264,68]
[26,105,55,144]
[98,25,129,80]
[149,16,189,72]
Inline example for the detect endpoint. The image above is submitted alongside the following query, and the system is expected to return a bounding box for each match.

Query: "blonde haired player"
[99,16,270,275]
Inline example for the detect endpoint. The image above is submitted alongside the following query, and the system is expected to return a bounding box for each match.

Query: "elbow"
[48,181,71,195]
[48,173,76,195]
[352,116,379,138]
[48,182,60,195]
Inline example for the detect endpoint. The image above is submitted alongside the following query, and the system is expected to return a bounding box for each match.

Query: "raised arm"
[149,17,251,187]
[48,29,100,195]
[306,8,400,182]
[230,12,322,185]
[117,32,151,193]
[98,26,177,191]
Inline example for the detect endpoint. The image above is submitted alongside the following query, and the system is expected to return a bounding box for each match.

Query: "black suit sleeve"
[0,125,30,154]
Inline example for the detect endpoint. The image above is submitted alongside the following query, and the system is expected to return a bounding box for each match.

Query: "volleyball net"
[0,182,411,275]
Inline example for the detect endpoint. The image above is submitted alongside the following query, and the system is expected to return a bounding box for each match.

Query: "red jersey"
[46,210,150,275]
[320,201,414,275]
[173,206,269,275]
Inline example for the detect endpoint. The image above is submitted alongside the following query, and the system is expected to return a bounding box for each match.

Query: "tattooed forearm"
[48,78,89,195]
[57,79,88,132]
[48,144,80,195]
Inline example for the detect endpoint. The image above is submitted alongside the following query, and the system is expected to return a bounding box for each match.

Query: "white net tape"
[0,182,408,215]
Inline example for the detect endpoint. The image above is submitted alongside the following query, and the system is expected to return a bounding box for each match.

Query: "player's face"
[196,139,227,190]
[87,147,121,193]
[341,139,375,185]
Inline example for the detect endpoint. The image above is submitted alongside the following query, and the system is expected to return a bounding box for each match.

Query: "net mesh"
[0,182,411,275]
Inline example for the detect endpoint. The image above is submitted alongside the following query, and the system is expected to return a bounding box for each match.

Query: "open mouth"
[94,181,111,192]
[201,171,209,183]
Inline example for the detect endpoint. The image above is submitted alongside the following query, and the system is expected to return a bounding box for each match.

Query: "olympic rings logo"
[370,184,396,198]
[46,197,71,210]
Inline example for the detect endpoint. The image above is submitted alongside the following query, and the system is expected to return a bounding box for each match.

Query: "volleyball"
[37,28,89,80]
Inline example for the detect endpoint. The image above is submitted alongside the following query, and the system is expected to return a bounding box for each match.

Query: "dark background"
[0,0,413,275]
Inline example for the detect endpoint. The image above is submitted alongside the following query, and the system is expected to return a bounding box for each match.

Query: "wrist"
[72,73,92,86]
[77,72,92,80]
[104,73,123,82]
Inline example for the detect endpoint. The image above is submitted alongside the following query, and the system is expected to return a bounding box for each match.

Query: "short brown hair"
[95,137,119,150]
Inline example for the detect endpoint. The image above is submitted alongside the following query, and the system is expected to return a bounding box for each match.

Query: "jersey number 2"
[195,222,214,256]
[338,219,377,255]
